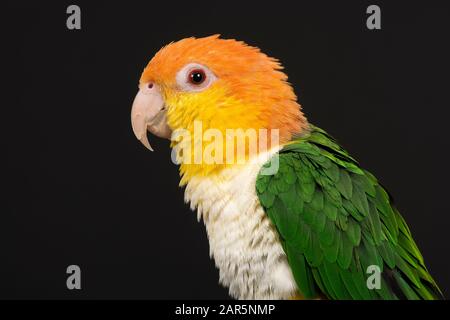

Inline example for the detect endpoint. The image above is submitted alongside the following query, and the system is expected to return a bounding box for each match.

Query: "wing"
[256,126,443,300]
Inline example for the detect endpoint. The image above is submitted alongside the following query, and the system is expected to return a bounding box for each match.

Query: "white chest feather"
[184,150,298,299]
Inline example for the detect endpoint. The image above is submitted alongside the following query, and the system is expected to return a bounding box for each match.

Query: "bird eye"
[188,69,206,85]
[176,63,217,92]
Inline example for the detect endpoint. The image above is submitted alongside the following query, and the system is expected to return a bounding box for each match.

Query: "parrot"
[130,35,443,300]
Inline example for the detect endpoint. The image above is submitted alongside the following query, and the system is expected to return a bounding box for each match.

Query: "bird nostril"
[147,83,154,89]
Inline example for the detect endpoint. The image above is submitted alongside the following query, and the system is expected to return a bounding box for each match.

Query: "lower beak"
[131,83,172,151]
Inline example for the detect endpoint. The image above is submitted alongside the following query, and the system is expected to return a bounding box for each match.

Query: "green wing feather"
[256,125,443,300]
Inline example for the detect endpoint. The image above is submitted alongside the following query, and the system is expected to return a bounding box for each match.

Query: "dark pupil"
[190,72,204,83]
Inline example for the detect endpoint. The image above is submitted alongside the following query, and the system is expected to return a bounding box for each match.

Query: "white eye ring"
[175,63,217,92]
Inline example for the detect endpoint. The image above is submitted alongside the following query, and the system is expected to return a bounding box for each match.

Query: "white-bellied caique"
[130,35,442,300]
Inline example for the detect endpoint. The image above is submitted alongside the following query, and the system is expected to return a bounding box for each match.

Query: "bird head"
[131,35,308,183]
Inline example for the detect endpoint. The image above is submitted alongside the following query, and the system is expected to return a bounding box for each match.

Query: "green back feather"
[256,125,443,300]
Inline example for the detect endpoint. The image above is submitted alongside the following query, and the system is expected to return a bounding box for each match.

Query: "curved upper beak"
[131,83,172,151]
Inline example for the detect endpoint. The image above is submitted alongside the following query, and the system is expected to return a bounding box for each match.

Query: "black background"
[3,0,450,299]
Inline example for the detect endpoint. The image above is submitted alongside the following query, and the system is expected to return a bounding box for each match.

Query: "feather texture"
[256,125,443,300]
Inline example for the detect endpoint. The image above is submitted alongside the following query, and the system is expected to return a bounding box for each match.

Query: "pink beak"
[131,83,172,151]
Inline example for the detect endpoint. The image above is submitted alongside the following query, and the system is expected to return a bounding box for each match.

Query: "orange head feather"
[138,35,308,181]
